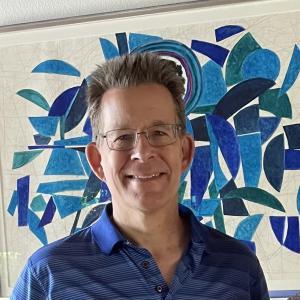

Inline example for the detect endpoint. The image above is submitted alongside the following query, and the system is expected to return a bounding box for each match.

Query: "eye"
[152,130,167,136]
[114,134,134,142]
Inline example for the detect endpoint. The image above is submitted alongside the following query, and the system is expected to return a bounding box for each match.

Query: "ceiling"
[0,0,259,28]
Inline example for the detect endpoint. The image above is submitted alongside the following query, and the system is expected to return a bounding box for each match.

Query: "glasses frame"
[100,123,182,151]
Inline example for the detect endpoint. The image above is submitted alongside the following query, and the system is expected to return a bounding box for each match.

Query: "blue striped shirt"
[11,204,269,299]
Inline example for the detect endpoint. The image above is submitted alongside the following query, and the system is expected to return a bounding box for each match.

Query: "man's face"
[88,83,193,214]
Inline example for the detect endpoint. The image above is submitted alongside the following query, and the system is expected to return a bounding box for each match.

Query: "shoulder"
[29,225,96,267]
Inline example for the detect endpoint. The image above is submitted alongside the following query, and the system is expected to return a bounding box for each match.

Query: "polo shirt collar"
[92,202,207,255]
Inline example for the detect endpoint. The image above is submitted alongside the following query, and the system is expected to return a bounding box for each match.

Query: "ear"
[85,142,106,181]
[181,134,195,172]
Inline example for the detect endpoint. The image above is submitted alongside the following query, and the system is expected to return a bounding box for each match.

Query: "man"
[11,52,269,299]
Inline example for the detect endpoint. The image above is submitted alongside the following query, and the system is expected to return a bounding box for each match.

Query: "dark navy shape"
[83,117,92,137]
[213,78,275,120]
[83,172,102,203]
[82,204,105,229]
[263,134,284,192]
[191,40,230,67]
[283,124,300,149]
[48,86,79,116]
[116,32,129,55]
[17,175,30,226]
[191,146,212,203]
[220,179,249,216]
[64,79,88,133]
[284,217,300,253]
[233,104,259,135]
[285,150,300,170]
[34,134,51,145]
[270,216,285,245]
[206,114,240,179]
[215,25,245,42]
[259,117,281,144]
[190,116,209,141]
[38,197,56,227]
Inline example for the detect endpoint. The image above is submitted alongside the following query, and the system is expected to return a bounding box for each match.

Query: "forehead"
[100,83,177,130]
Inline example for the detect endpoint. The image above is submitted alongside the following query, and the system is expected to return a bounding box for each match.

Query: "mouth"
[126,172,165,180]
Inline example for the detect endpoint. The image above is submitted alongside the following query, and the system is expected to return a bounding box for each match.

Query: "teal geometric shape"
[7,190,18,216]
[12,150,43,169]
[99,38,119,60]
[17,89,50,111]
[234,214,263,241]
[128,33,162,52]
[30,194,47,212]
[32,60,80,77]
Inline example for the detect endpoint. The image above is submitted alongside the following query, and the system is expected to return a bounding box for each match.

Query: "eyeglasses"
[101,124,181,151]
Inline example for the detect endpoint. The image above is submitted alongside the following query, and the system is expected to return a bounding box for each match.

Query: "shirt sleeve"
[250,258,270,300]
[10,259,47,300]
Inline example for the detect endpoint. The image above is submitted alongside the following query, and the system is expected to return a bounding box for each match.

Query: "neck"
[111,201,189,258]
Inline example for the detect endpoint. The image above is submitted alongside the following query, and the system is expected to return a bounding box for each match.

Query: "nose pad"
[131,133,155,161]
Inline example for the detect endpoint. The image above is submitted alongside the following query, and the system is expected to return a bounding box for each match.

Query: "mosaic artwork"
[2,12,300,292]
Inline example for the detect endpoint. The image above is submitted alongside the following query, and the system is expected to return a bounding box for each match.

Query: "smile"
[127,173,163,179]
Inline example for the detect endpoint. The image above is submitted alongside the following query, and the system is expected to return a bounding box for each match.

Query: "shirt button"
[141,260,149,269]
[155,285,163,293]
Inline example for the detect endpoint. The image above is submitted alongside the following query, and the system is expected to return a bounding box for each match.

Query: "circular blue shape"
[241,49,280,81]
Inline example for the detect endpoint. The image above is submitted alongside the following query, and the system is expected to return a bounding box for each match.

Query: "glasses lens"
[147,124,177,146]
[107,129,135,150]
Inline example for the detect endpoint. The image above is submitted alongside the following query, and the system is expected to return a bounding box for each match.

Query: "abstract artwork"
[1,7,300,295]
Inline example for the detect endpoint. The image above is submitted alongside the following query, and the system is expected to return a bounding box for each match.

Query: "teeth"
[131,173,161,179]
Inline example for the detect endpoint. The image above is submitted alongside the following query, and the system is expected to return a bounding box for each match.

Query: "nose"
[130,133,156,161]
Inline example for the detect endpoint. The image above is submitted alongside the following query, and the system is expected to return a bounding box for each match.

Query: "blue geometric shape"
[279,45,300,96]
[206,114,240,179]
[191,40,229,67]
[259,117,281,144]
[38,197,56,227]
[29,116,59,137]
[297,187,300,214]
[197,199,220,216]
[284,217,300,253]
[213,78,275,120]
[128,33,162,52]
[7,190,18,216]
[28,209,48,245]
[64,79,88,133]
[238,133,262,187]
[195,60,227,108]
[78,151,91,176]
[17,175,30,226]
[234,214,263,241]
[215,25,245,42]
[131,39,202,115]
[270,216,285,245]
[206,116,228,191]
[54,135,91,146]
[285,150,300,170]
[283,124,300,149]
[240,240,256,253]
[241,49,280,81]
[83,117,92,137]
[32,60,80,77]
[37,179,88,194]
[52,195,97,218]
[263,134,284,192]
[233,104,259,135]
[30,194,46,212]
[99,38,119,60]
[48,86,79,117]
[191,146,212,201]
[44,149,85,175]
[116,32,129,55]
[99,181,112,202]
[33,134,51,145]
[220,179,249,216]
